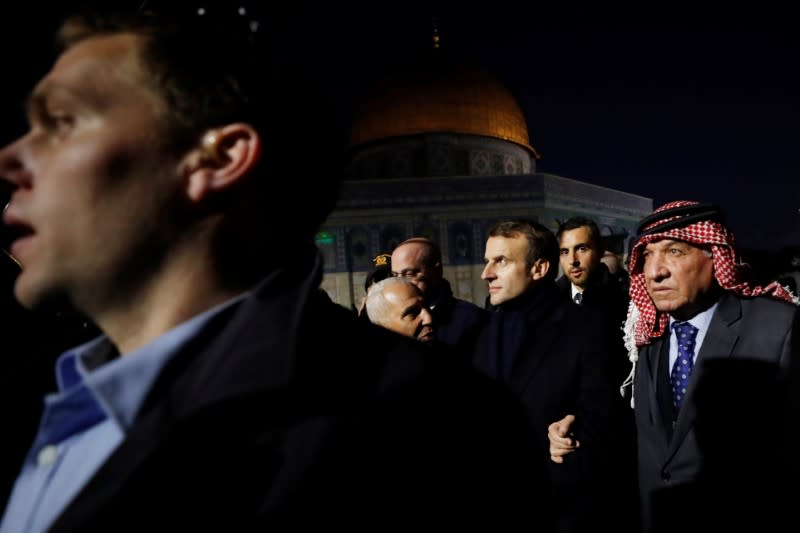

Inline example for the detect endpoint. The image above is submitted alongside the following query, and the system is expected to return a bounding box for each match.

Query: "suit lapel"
[653,338,675,436]
[667,294,742,458]
[640,337,672,449]
[694,292,742,366]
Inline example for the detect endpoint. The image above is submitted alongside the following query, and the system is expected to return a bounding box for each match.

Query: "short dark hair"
[365,253,392,290]
[488,220,559,281]
[556,216,603,253]
[55,7,346,242]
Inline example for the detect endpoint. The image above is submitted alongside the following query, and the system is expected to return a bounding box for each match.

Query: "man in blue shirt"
[0,6,548,532]
[0,248,98,517]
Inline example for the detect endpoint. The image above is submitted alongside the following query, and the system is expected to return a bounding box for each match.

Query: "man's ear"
[181,123,261,203]
[531,258,550,281]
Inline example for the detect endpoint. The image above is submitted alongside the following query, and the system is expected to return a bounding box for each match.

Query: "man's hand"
[548,414,579,464]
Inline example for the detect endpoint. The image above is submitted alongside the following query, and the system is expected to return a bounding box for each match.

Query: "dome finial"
[431,17,440,49]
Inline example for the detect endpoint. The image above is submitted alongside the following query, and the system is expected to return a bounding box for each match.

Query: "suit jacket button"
[37,444,59,466]
[661,470,671,482]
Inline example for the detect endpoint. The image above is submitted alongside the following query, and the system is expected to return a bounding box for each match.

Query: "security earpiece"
[201,130,225,164]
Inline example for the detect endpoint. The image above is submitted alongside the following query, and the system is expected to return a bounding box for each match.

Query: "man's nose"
[420,308,433,326]
[480,264,493,280]
[0,137,32,190]
[644,254,668,281]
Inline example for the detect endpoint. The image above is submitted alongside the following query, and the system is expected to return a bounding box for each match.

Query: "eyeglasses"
[392,269,423,280]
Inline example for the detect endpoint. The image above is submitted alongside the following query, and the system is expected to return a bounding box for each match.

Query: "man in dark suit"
[476,219,622,533]
[555,218,639,530]
[550,200,798,531]
[556,216,632,387]
[628,200,798,531]
[0,8,548,531]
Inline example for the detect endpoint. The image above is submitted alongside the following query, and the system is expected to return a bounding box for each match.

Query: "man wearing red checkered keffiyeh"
[550,200,799,532]
[624,200,798,531]
[624,200,797,362]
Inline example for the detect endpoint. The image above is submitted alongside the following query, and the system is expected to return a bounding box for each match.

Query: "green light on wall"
[315,231,335,245]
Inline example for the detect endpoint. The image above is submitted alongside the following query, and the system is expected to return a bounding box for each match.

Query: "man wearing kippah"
[549,200,799,531]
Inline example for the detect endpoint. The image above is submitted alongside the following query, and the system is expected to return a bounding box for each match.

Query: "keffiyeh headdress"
[620,200,798,404]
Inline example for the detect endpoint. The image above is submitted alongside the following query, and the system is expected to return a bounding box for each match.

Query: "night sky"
[2,4,797,250]
[311,6,799,251]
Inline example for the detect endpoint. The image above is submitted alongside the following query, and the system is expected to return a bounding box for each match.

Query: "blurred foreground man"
[0,7,548,531]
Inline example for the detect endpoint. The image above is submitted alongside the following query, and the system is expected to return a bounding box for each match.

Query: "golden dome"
[350,55,538,157]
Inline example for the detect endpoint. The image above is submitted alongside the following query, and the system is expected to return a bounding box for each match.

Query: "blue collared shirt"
[0,294,247,533]
[668,301,719,372]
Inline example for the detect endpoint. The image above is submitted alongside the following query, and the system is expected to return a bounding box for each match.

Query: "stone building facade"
[319,48,651,309]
